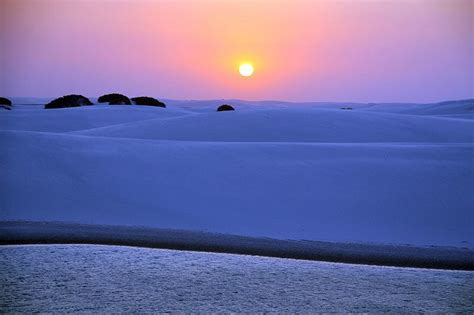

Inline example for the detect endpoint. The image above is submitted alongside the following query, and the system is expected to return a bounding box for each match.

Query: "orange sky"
[1,0,472,102]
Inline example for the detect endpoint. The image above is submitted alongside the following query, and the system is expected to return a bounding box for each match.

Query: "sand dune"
[72,107,473,142]
[0,105,190,132]
[0,99,473,251]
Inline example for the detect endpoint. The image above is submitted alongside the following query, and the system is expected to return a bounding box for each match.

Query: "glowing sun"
[239,63,254,77]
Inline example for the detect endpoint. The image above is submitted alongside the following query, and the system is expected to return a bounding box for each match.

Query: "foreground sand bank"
[1,221,473,270]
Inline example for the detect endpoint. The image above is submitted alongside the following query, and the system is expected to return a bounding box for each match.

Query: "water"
[1,245,473,313]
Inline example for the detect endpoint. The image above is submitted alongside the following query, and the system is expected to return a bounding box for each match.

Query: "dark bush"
[217,104,235,112]
[98,93,131,105]
[131,96,166,108]
[0,97,12,106]
[44,95,93,109]
[340,107,353,110]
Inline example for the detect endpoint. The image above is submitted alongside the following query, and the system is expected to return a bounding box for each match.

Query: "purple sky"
[0,0,472,102]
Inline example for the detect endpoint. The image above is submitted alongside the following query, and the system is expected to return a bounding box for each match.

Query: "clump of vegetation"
[217,104,235,112]
[0,97,12,110]
[98,93,131,105]
[44,95,93,109]
[131,96,166,108]
[340,107,353,110]
[0,97,12,106]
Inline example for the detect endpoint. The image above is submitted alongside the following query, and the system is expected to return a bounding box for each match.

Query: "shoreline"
[1,221,473,271]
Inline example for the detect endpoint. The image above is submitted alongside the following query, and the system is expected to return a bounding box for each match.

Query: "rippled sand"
[1,245,473,312]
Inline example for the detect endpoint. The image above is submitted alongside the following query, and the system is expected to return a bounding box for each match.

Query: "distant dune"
[72,107,473,142]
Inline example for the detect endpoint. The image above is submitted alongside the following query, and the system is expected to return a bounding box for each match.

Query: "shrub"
[98,93,131,105]
[0,97,12,106]
[340,107,353,110]
[131,96,166,107]
[217,104,235,112]
[44,95,93,109]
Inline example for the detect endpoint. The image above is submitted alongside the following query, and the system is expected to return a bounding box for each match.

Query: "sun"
[239,63,254,77]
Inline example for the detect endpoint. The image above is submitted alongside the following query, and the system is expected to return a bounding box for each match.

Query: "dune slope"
[73,107,473,143]
[1,100,473,251]
[1,129,472,248]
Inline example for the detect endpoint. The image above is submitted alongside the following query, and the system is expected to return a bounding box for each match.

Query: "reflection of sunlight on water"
[1,245,473,313]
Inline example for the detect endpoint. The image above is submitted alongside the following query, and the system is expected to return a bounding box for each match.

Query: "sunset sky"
[1,0,472,102]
